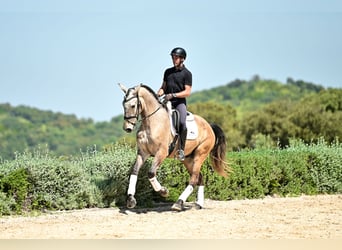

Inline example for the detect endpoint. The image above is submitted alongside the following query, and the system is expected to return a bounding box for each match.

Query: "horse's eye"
[131,104,135,108]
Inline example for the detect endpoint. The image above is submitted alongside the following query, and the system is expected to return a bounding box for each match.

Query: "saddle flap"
[172,110,180,133]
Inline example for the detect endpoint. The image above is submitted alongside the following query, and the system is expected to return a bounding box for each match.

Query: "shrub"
[157,158,191,202]
[0,138,340,215]
[290,138,342,193]
[0,191,16,215]
[0,168,31,213]
[0,146,100,213]
[78,143,136,207]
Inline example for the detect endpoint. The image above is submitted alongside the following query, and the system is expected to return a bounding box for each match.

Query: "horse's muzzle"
[125,128,133,133]
[123,121,135,133]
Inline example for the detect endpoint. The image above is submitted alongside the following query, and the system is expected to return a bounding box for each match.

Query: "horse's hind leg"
[172,147,209,211]
[195,173,204,209]
[171,173,205,211]
[171,158,197,211]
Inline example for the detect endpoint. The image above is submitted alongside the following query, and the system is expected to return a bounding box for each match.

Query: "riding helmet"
[170,47,187,59]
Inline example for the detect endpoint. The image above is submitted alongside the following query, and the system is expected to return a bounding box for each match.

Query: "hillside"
[188,76,324,116]
[0,104,126,160]
[0,77,339,160]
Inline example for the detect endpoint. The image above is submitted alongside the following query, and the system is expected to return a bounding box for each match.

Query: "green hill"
[0,104,126,160]
[188,76,324,116]
[1,76,340,160]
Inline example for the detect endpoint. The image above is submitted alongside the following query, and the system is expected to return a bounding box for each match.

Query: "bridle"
[123,89,163,127]
[122,94,140,127]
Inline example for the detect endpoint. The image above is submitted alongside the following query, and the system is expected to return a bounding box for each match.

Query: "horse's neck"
[140,89,169,127]
[141,97,159,117]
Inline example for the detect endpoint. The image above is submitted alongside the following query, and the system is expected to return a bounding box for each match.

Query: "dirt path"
[0,194,341,239]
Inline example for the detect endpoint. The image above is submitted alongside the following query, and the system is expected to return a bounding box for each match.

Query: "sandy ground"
[0,194,341,239]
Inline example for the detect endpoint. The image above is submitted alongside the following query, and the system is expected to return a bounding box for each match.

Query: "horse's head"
[118,83,141,133]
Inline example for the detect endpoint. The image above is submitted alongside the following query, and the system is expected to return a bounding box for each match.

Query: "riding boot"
[178,128,187,161]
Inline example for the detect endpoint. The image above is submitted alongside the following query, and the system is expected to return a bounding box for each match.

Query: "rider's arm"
[173,85,192,98]
[157,81,166,96]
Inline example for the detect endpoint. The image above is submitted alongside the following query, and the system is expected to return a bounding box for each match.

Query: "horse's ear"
[118,83,127,94]
[137,83,143,91]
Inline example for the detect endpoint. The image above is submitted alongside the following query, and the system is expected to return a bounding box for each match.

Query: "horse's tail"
[210,123,230,178]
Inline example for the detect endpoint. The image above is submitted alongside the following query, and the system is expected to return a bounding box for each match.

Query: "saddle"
[170,109,198,140]
[163,101,198,155]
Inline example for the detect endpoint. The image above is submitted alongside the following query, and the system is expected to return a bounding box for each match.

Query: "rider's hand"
[165,93,174,101]
[165,94,172,101]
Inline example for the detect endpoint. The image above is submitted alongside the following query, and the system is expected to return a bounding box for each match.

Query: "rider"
[157,47,192,161]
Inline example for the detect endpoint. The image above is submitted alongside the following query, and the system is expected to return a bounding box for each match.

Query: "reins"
[142,105,162,120]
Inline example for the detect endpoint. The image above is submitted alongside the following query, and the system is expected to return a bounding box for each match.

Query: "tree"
[188,101,243,150]
[241,100,297,148]
[289,89,342,143]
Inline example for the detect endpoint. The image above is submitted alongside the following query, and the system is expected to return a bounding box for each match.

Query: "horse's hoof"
[127,195,137,209]
[159,187,169,198]
[195,203,203,210]
[171,199,184,212]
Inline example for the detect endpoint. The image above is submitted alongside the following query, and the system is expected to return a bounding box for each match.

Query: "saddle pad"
[168,109,198,140]
[186,113,198,140]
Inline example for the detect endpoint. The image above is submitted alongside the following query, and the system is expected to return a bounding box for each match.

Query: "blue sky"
[1,0,341,121]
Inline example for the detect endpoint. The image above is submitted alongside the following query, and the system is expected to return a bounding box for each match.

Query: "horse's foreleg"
[127,176,138,208]
[127,154,146,209]
[148,154,169,198]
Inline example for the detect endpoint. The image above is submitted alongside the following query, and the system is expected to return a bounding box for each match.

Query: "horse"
[118,83,229,211]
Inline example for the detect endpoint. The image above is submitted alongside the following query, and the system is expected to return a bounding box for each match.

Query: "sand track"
[0,194,341,239]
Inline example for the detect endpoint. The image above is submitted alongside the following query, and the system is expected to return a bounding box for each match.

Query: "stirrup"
[177,149,185,161]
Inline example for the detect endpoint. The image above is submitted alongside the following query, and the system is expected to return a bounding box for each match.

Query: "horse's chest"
[137,130,150,145]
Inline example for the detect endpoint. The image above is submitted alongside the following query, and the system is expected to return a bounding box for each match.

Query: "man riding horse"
[157,47,192,161]
[118,47,229,211]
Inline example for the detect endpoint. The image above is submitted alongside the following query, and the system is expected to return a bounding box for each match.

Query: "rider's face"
[171,55,183,67]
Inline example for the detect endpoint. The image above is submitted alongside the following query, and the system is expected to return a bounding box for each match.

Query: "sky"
[1,0,341,122]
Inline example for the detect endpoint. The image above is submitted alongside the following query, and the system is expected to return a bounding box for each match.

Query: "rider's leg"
[176,103,187,161]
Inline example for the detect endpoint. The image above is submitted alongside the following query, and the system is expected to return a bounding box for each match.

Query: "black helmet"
[170,47,187,59]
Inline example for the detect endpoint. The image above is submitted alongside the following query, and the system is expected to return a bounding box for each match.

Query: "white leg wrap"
[127,174,137,196]
[179,185,194,202]
[149,176,162,192]
[196,186,204,207]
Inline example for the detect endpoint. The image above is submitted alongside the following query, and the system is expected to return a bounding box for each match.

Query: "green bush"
[0,191,16,215]
[157,137,340,201]
[0,168,31,213]
[0,146,100,213]
[77,143,136,207]
[0,138,341,216]
[289,138,342,193]
[157,158,191,202]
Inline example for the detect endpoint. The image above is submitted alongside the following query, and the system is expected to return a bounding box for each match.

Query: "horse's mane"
[140,84,163,103]
[140,84,158,99]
